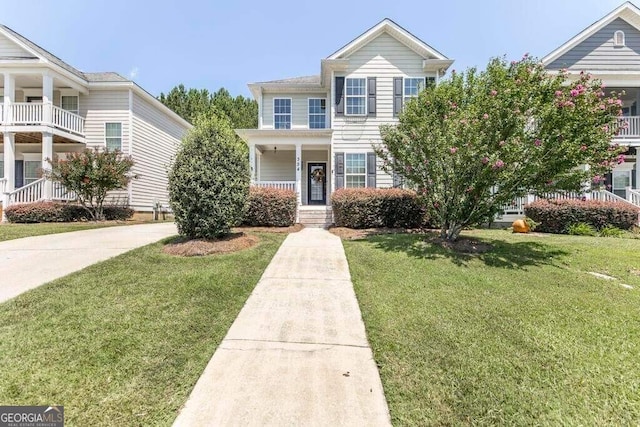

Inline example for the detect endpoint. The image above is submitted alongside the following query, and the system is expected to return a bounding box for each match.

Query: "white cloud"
[128,67,139,80]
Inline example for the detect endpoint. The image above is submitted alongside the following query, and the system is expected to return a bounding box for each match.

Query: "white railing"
[617,116,640,138]
[590,189,629,204]
[626,187,640,207]
[9,178,44,204]
[251,181,296,191]
[52,181,77,201]
[11,102,43,124]
[52,105,85,135]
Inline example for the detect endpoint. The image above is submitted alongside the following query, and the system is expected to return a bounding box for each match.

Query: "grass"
[0,220,167,243]
[343,230,640,426]
[0,232,285,426]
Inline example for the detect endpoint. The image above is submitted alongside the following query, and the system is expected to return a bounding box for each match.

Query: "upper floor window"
[346,78,366,115]
[308,98,326,129]
[404,78,425,104]
[614,30,625,47]
[105,122,122,151]
[274,98,292,129]
[61,96,79,115]
[345,153,366,187]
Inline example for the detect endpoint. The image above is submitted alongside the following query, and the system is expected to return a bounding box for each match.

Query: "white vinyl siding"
[261,93,328,129]
[0,33,32,57]
[258,150,295,181]
[345,153,366,187]
[105,123,122,150]
[308,98,326,129]
[345,78,366,115]
[273,98,292,129]
[80,90,130,153]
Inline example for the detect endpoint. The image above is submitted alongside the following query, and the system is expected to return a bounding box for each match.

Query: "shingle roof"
[83,72,129,82]
[257,75,321,85]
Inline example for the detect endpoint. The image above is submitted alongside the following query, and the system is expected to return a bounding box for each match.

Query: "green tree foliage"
[159,85,258,129]
[168,114,250,238]
[376,56,625,241]
[46,148,135,221]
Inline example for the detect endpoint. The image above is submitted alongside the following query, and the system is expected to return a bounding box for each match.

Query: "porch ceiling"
[257,143,330,152]
[0,132,83,144]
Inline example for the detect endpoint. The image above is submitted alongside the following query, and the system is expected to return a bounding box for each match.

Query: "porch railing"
[251,181,296,191]
[617,116,640,138]
[9,178,44,204]
[11,102,43,124]
[52,181,77,201]
[626,187,640,207]
[4,103,85,136]
[52,105,85,135]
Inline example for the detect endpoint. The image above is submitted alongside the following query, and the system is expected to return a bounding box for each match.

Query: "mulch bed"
[329,226,421,240]
[163,232,259,257]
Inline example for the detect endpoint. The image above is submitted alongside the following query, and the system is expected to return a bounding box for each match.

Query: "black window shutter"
[15,160,24,188]
[367,77,376,117]
[367,152,377,188]
[393,77,403,117]
[335,77,345,116]
[335,152,345,189]
[604,172,612,190]
[633,167,637,189]
[393,172,403,188]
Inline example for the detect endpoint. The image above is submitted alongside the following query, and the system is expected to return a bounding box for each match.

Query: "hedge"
[4,202,134,223]
[331,188,426,229]
[524,199,640,234]
[242,187,297,227]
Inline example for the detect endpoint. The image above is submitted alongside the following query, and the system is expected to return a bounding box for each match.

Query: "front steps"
[298,206,333,228]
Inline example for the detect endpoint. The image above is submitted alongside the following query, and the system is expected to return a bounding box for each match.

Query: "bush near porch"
[524,199,640,234]
[331,188,427,229]
[4,202,134,223]
[242,187,297,227]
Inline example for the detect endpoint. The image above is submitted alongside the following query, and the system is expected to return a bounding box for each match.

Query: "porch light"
[274,146,277,154]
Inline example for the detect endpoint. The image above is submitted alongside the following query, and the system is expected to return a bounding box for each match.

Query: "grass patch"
[344,229,640,426]
[0,220,167,243]
[0,232,285,426]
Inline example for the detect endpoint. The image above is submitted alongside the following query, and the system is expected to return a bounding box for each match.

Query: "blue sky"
[0,0,624,98]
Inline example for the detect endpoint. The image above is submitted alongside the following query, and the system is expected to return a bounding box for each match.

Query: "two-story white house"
[0,24,192,220]
[236,19,453,225]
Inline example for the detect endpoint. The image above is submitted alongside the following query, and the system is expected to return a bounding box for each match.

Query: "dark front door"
[307,162,327,205]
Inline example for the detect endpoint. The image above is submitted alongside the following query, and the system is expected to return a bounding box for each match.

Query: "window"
[613,170,631,191]
[273,98,291,129]
[346,78,366,115]
[24,161,40,185]
[614,30,625,47]
[345,153,366,187]
[404,78,425,104]
[105,123,122,151]
[61,96,79,114]
[308,98,326,129]
[0,160,4,178]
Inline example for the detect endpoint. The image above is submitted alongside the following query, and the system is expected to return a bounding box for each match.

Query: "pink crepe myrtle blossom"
[580,145,587,151]
[555,90,563,97]
[592,175,604,184]
[450,147,458,154]
[499,140,506,147]
[490,90,498,96]
[534,139,542,147]
[570,89,580,97]
[493,160,505,169]
[481,157,489,164]
[483,113,489,119]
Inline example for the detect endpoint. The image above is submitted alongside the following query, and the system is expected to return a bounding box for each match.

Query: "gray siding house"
[0,24,191,219]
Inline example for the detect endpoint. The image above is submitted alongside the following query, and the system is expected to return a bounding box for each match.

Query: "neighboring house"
[0,24,191,220]
[543,1,640,203]
[236,19,453,225]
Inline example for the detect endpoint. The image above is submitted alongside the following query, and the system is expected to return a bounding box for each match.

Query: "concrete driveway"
[0,222,177,304]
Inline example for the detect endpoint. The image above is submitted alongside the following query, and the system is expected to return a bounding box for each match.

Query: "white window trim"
[61,95,80,115]
[345,152,367,188]
[345,78,367,116]
[614,30,625,47]
[273,97,292,130]
[308,98,327,129]
[612,169,631,190]
[105,122,123,151]
[403,77,427,104]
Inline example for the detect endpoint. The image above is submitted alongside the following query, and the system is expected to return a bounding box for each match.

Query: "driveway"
[0,222,177,304]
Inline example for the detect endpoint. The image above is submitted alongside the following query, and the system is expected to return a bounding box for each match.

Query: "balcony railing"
[251,181,296,191]
[617,116,640,138]
[2,102,85,136]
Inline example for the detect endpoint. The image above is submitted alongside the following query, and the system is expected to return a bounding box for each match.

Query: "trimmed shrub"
[169,114,250,238]
[5,202,133,223]
[331,188,426,229]
[524,199,640,234]
[243,187,297,227]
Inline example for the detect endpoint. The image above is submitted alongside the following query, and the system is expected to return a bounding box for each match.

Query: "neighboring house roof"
[542,1,640,65]
[256,75,322,85]
[83,72,129,82]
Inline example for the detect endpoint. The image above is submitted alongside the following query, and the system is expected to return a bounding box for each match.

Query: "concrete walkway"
[0,222,177,304]
[173,228,391,426]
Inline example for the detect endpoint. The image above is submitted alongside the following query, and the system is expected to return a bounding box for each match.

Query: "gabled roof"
[256,75,321,85]
[327,18,449,61]
[542,1,640,65]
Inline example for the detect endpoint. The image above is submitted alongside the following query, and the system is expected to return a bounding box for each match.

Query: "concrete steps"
[298,206,333,228]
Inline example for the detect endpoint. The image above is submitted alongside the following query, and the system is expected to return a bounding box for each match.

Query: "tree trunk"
[441,223,463,241]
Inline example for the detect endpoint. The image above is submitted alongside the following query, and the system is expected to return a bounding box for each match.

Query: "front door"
[307,162,327,205]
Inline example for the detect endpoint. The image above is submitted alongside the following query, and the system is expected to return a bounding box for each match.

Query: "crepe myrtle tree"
[46,148,136,221]
[376,55,626,241]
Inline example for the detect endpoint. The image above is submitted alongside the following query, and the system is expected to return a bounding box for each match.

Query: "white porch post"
[2,132,15,222]
[42,131,53,200]
[42,73,54,125]
[636,149,640,190]
[327,145,332,203]
[4,73,14,123]
[295,143,302,206]
[248,144,256,182]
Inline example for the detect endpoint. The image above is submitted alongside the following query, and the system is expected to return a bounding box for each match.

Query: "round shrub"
[243,187,297,227]
[169,114,250,238]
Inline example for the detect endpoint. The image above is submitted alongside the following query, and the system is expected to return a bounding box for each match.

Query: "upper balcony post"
[42,72,54,125]
[3,73,14,124]
[248,144,256,182]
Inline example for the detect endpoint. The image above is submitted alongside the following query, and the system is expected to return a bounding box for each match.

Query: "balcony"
[0,102,85,137]
[617,116,640,140]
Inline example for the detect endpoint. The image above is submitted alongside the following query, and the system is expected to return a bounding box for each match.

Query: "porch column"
[42,73,54,125]
[3,73,14,123]
[636,150,640,190]
[2,132,15,222]
[327,145,333,202]
[295,143,302,206]
[42,131,53,200]
[248,144,256,182]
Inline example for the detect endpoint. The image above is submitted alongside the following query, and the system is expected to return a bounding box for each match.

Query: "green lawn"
[344,230,640,426]
[0,221,161,242]
[0,233,285,426]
